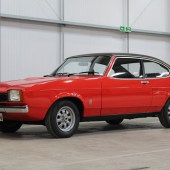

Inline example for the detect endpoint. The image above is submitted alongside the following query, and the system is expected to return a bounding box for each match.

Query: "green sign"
[126,26,132,32]
[120,26,125,32]
[120,26,132,33]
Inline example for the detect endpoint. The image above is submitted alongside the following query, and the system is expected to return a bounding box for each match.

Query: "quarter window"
[109,58,142,78]
[143,60,169,78]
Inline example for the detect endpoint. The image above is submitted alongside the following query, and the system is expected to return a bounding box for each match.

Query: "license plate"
[0,113,3,122]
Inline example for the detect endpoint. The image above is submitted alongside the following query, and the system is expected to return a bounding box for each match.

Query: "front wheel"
[159,100,170,128]
[0,121,22,133]
[45,100,80,138]
[106,118,123,125]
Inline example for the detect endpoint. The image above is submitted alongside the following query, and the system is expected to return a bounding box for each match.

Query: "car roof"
[69,53,155,59]
[68,53,170,69]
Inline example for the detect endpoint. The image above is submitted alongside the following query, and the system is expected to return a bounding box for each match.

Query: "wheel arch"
[45,96,84,121]
[161,96,170,111]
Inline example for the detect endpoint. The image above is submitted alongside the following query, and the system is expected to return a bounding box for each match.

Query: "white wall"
[129,0,170,64]
[64,0,124,27]
[1,0,60,20]
[1,21,61,81]
[64,27,125,58]
[0,0,170,81]
[129,0,170,32]
[129,33,170,64]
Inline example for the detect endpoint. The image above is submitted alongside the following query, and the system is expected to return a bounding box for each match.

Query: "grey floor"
[0,118,170,170]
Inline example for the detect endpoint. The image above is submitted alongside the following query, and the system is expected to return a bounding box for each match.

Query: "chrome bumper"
[0,105,29,113]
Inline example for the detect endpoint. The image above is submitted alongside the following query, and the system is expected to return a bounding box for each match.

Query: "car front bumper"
[0,105,29,113]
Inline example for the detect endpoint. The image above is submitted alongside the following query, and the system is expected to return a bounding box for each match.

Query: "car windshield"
[52,55,111,76]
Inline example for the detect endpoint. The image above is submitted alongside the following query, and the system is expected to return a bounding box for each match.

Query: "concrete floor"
[0,118,170,170]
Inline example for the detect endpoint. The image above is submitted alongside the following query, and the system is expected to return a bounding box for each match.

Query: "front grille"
[0,93,8,102]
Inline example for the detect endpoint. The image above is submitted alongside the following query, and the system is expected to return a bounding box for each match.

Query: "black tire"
[106,118,123,125]
[0,121,22,133]
[45,100,80,138]
[159,100,170,128]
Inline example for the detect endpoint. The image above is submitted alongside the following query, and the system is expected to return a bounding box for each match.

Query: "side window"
[143,60,170,78]
[109,58,142,78]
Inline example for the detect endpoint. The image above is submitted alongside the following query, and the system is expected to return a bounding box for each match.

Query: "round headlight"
[8,90,22,102]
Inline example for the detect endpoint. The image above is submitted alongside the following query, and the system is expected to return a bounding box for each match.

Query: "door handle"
[141,80,149,85]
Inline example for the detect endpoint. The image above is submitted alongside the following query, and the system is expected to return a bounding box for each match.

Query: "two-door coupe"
[0,53,170,138]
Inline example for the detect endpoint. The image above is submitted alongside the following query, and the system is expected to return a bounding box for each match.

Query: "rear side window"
[109,58,142,78]
[143,60,169,78]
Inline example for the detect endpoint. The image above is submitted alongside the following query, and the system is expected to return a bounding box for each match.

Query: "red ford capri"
[0,53,170,138]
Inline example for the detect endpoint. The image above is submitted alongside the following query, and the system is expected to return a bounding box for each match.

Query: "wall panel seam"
[1,13,170,37]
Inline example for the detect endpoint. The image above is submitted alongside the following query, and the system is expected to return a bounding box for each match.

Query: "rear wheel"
[45,100,80,138]
[106,118,123,125]
[0,121,22,133]
[159,100,170,128]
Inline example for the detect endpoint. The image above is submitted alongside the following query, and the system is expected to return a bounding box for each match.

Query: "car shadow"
[0,120,163,140]
[75,121,163,137]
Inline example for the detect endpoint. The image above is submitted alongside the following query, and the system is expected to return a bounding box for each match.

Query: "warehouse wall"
[0,0,170,81]
[1,0,60,20]
[129,34,170,63]
[64,27,125,58]
[1,21,61,80]
[64,0,124,27]
[129,0,170,63]
[129,0,170,32]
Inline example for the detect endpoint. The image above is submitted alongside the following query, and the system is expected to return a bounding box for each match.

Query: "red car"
[0,53,170,138]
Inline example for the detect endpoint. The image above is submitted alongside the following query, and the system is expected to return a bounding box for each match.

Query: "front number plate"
[0,113,3,122]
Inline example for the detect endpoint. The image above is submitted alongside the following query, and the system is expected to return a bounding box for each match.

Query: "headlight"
[8,90,22,102]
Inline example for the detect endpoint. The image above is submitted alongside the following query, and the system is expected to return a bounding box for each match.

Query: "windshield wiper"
[44,73,70,77]
[44,75,53,77]
[78,71,99,75]
[67,71,100,76]
[51,72,100,77]
[55,73,70,76]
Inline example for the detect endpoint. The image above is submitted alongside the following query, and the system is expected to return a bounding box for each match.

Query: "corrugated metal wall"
[0,0,170,81]
[1,0,60,20]
[129,0,170,63]
[64,27,125,58]
[129,0,170,32]
[1,21,61,80]
[64,0,124,27]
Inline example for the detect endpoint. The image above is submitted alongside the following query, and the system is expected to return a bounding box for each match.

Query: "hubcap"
[168,105,170,118]
[56,106,75,132]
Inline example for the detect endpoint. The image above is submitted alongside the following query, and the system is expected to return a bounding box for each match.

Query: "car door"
[142,59,170,113]
[101,57,152,116]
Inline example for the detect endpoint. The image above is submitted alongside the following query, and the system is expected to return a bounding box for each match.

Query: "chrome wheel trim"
[56,106,75,132]
[168,105,170,118]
